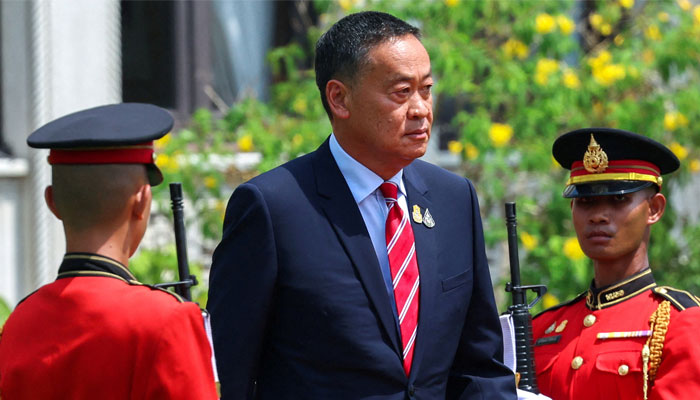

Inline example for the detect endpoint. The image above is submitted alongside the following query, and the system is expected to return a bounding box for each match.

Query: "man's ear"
[44,185,62,220]
[132,184,152,221]
[647,192,666,225]
[326,79,351,119]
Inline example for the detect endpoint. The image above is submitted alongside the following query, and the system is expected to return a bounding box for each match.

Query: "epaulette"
[533,291,587,319]
[652,286,700,311]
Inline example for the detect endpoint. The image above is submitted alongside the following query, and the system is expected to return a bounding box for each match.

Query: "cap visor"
[563,180,655,198]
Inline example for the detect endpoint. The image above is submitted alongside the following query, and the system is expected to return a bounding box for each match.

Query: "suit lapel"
[311,140,402,354]
[403,163,438,379]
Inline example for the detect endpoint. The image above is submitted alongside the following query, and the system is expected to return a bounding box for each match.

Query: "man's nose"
[407,95,431,120]
[589,206,610,224]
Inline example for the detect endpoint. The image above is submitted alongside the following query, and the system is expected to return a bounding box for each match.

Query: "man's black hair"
[314,11,421,120]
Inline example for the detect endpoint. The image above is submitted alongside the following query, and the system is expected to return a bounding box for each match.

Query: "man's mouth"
[586,230,613,243]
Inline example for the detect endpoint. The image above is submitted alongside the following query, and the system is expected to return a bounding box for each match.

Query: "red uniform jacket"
[532,268,700,399]
[0,253,217,400]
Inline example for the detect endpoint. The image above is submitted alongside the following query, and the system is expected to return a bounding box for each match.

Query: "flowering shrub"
[144,0,700,311]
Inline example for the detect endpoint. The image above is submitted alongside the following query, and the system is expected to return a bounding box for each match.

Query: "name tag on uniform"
[535,335,562,346]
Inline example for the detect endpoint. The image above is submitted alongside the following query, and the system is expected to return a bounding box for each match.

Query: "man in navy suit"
[208,11,516,399]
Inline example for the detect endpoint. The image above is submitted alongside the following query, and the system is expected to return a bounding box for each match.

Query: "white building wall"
[0,0,121,306]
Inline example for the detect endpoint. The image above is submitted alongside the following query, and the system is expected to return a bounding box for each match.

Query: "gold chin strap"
[643,300,671,399]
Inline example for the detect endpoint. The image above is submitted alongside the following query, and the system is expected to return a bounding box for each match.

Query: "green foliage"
[0,295,11,325]
[136,0,700,313]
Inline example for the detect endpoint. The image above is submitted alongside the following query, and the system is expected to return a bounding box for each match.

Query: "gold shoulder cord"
[643,300,671,400]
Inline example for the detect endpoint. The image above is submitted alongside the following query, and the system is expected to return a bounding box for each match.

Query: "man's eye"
[613,194,627,201]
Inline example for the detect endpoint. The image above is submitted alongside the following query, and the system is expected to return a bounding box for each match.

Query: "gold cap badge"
[583,134,609,173]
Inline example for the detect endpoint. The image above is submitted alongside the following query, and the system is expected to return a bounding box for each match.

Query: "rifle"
[504,202,547,393]
[155,182,198,301]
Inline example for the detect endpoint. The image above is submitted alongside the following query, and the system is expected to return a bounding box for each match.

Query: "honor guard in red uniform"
[532,128,700,400]
[0,104,217,399]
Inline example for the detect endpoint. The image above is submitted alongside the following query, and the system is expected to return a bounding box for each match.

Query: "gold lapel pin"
[412,205,423,224]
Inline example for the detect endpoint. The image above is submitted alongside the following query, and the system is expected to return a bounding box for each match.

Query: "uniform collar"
[57,252,138,283]
[586,268,656,310]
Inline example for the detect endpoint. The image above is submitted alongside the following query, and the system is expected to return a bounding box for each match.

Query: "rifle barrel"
[170,183,192,301]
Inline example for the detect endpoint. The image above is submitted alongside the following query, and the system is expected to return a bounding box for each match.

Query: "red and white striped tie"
[380,182,420,375]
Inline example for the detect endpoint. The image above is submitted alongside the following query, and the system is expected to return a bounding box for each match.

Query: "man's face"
[571,191,655,262]
[340,34,433,177]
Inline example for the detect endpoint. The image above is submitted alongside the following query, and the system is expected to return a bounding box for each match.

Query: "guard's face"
[342,34,433,176]
[571,191,655,262]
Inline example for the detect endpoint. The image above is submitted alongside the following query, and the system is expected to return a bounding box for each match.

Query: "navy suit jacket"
[208,139,516,399]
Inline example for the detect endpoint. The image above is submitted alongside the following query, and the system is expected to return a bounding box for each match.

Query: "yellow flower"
[619,0,634,9]
[292,134,304,147]
[664,111,688,131]
[557,15,576,35]
[445,0,460,7]
[592,64,626,86]
[645,24,661,41]
[204,176,217,189]
[563,69,581,89]
[536,13,557,34]
[690,159,700,173]
[237,134,254,152]
[694,5,700,25]
[587,50,611,70]
[535,58,559,85]
[678,0,692,11]
[502,38,529,60]
[658,12,670,22]
[642,50,655,64]
[664,112,678,131]
[614,34,624,46]
[292,97,308,114]
[589,13,603,29]
[489,123,513,148]
[542,293,560,309]
[600,23,612,36]
[465,143,479,160]
[521,232,538,251]
[338,0,355,11]
[155,153,178,172]
[155,134,171,149]
[448,140,464,155]
[669,142,688,161]
[563,237,585,261]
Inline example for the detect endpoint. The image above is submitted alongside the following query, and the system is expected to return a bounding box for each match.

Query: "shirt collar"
[57,252,138,283]
[329,133,405,203]
[586,268,656,310]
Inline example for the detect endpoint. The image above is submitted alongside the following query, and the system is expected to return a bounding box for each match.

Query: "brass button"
[583,314,597,327]
[618,364,629,376]
[571,356,583,370]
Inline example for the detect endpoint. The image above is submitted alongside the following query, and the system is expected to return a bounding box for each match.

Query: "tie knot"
[380,182,398,204]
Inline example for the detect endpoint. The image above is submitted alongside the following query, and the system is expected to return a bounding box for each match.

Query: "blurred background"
[2,0,700,323]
